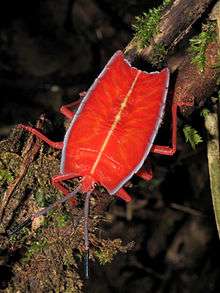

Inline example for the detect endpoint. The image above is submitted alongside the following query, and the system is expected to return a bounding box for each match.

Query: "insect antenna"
[7,185,81,236]
[84,190,92,280]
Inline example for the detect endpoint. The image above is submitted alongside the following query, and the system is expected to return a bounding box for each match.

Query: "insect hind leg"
[59,92,86,119]
[150,101,193,156]
[136,160,153,181]
[116,188,132,202]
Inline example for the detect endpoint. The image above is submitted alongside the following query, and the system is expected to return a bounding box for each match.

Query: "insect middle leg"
[116,161,154,202]
[150,101,193,156]
[59,100,81,119]
[59,92,86,119]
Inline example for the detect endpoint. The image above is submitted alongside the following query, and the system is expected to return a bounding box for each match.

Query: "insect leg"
[60,101,78,119]
[116,188,132,202]
[150,101,193,156]
[18,124,63,149]
[52,173,80,205]
[136,161,153,181]
[59,94,85,119]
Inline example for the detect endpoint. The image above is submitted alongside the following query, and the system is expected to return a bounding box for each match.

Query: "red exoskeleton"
[9,51,191,278]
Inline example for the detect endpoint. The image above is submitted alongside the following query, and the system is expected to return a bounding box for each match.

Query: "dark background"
[0,0,220,292]
[0,0,160,135]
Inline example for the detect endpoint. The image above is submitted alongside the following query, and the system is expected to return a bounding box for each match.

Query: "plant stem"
[205,101,220,238]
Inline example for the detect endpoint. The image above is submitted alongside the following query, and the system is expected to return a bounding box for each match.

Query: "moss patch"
[189,23,216,72]
[132,0,172,49]
[94,238,134,265]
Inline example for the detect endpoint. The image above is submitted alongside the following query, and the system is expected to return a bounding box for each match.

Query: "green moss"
[0,152,21,169]
[95,246,120,265]
[189,23,216,72]
[0,131,134,291]
[0,169,14,184]
[9,227,30,244]
[133,9,161,48]
[34,188,48,207]
[0,152,21,188]
[132,0,172,49]
[63,248,77,267]
[150,43,168,65]
[23,239,48,262]
[94,239,134,265]
[183,125,203,150]
[54,211,70,228]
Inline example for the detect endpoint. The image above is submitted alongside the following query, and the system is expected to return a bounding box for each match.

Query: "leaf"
[183,125,203,150]
[200,108,210,118]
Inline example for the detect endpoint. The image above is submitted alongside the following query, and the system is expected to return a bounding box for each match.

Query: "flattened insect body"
[16,50,192,279]
[60,51,169,196]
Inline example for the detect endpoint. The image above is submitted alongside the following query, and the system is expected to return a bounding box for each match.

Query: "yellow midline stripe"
[90,70,141,175]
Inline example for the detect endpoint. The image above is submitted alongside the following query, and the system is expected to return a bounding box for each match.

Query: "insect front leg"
[18,125,64,149]
[52,173,80,206]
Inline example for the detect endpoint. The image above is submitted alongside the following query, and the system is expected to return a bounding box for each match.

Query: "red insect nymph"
[16,51,190,278]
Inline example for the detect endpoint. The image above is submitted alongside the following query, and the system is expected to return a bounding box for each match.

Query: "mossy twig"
[0,115,133,291]
[0,117,44,222]
[125,0,214,65]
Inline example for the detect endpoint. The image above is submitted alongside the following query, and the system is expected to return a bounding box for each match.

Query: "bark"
[125,0,218,116]
[173,41,219,115]
[125,0,215,62]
